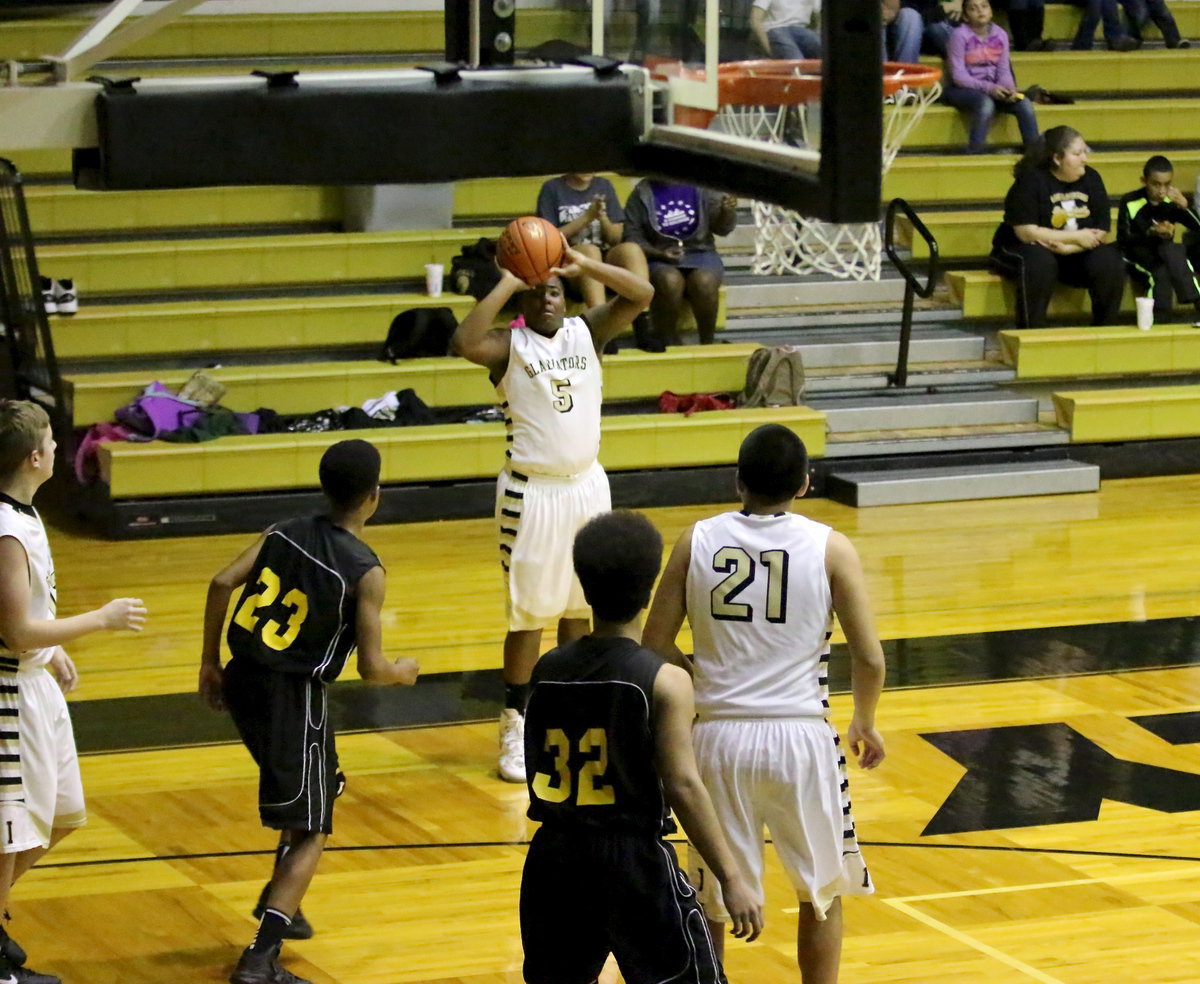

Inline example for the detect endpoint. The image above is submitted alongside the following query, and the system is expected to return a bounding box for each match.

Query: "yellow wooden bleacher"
[947,269,1149,320]
[36,227,499,294]
[1000,326,1200,379]
[886,151,1200,206]
[96,405,825,499]
[1053,384,1200,440]
[903,98,1200,151]
[66,344,762,427]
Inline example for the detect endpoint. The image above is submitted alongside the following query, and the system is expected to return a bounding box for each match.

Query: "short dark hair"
[319,439,381,508]
[0,400,50,482]
[573,511,663,624]
[737,424,808,500]
[1144,155,1173,177]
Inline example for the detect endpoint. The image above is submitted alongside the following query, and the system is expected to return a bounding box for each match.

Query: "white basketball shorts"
[688,717,872,921]
[496,461,611,631]
[15,668,86,849]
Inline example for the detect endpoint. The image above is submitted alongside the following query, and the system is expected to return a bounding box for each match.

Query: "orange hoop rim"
[708,59,941,106]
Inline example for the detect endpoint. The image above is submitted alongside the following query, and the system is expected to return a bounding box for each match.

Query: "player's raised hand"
[100,597,147,632]
[721,873,764,942]
[550,246,585,280]
[198,662,225,711]
[847,719,886,769]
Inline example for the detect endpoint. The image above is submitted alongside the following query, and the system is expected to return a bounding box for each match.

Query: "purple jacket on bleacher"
[945,23,1016,94]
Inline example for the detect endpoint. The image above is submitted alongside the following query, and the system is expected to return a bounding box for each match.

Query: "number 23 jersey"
[226,515,381,680]
[525,636,672,835]
[687,511,833,719]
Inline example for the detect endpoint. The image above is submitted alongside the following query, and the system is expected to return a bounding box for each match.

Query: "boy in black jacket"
[1117,155,1200,320]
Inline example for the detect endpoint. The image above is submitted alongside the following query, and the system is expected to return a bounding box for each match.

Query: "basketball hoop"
[681,60,941,281]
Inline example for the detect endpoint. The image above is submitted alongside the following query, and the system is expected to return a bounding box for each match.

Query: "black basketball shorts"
[223,656,340,835]
[520,826,726,984]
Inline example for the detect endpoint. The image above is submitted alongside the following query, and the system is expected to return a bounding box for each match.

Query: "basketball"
[496,216,565,285]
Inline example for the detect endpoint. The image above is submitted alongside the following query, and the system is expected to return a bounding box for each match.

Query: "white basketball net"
[718,80,941,281]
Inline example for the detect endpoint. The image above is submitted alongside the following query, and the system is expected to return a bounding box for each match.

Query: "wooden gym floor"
[17,473,1200,983]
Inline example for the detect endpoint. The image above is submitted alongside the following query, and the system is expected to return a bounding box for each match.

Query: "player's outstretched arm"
[653,663,764,942]
[450,269,528,376]
[199,529,268,710]
[572,249,654,348]
[642,525,695,672]
[0,536,146,655]
[826,531,886,770]
[354,566,419,686]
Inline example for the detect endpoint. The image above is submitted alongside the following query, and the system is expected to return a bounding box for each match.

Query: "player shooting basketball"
[450,218,653,784]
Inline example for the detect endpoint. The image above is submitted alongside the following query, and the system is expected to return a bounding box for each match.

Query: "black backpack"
[379,306,458,363]
[450,237,503,300]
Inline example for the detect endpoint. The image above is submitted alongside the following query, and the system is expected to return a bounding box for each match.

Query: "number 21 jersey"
[687,511,833,719]
[226,515,380,680]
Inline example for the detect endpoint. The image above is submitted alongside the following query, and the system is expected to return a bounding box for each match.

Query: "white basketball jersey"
[496,316,601,477]
[686,511,833,719]
[0,497,57,670]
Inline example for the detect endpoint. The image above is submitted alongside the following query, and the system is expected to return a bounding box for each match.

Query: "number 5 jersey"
[226,515,381,681]
[686,511,834,720]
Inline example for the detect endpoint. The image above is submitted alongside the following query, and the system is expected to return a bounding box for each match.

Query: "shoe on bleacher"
[1109,36,1140,50]
[39,277,56,315]
[1174,38,1191,47]
[52,279,77,316]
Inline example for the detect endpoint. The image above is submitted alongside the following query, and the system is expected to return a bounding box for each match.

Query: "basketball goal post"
[662,60,942,282]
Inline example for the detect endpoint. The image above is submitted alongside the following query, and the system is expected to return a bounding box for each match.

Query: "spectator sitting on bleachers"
[536,173,649,312]
[883,0,924,61]
[1117,155,1200,320]
[1119,0,1190,47]
[989,125,1126,328]
[622,180,738,348]
[997,0,1055,49]
[1070,0,1139,49]
[907,0,962,58]
[941,0,1039,154]
[750,0,822,58]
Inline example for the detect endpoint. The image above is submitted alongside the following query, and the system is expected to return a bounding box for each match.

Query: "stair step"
[725,277,907,310]
[812,391,1038,432]
[826,459,1100,507]
[790,333,984,369]
[824,422,1070,457]
[804,361,1017,393]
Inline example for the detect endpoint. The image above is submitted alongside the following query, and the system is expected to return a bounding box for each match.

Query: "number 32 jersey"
[525,636,673,835]
[687,511,834,719]
[226,515,381,680]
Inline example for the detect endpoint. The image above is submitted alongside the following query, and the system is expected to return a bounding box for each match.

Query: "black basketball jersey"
[226,515,380,681]
[525,636,674,835]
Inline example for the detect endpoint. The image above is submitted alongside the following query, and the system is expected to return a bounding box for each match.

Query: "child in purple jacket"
[941,0,1039,153]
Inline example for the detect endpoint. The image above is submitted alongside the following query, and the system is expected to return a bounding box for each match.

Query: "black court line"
[34,840,1200,871]
[72,615,1200,756]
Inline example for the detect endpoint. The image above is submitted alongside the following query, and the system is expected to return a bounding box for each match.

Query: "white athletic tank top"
[496,316,601,477]
[0,497,57,670]
[686,511,833,719]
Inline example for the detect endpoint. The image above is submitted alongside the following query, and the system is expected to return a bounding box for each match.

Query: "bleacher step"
[811,391,1038,432]
[789,332,983,369]
[725,277,907,311]
[826,459,1100,507]
[825,422,1070,457]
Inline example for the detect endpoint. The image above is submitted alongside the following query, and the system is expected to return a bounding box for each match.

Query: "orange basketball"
[497,216,565,286]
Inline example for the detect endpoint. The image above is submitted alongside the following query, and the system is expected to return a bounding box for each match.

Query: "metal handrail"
[884,197,940,389]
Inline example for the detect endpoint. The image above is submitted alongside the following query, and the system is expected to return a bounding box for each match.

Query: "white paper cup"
[425,263,444,298]
[1135,296,1154,331]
